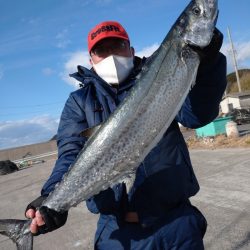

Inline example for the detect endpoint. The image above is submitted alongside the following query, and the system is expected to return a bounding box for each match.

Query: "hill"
[226,69,250,93]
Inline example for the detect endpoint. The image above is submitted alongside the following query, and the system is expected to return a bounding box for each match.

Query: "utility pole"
[227,27,242,93]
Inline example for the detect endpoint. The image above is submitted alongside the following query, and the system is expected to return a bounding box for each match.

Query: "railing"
[13,151,57,165]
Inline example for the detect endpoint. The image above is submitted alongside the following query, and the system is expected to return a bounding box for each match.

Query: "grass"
[226,69,250,94]
[186,134,250,149]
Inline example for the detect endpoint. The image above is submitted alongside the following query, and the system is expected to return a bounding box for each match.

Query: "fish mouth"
[184,31,214,49]
[184,39,200,47]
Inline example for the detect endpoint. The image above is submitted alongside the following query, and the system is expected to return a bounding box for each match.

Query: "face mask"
[92,55,134,85]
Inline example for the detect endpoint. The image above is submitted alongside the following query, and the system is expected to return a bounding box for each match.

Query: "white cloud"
[57,40,71,49]
[56,29,71,49]
[236,41,250,62]
[61,51,91,88]
[20,17,40,25]
[42,67,55,76]
[221,41,250,73]
[135,43,159,58]
[28,17,39,25]
[0,115,59,150]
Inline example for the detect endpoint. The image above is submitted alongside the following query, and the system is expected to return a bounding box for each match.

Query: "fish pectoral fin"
[0,219,33,250]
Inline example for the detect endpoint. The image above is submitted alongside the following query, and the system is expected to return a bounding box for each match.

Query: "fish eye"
[192,6,201,15]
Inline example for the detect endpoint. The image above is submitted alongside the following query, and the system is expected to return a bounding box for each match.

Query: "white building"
[220,91,250,114]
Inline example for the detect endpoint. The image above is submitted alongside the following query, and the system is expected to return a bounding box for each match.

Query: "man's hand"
[190,27,223,63]
[25,196,47,234]
[25,196,68,235]
[26,209,45,234]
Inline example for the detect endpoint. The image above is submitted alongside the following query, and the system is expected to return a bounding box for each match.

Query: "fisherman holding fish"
[0,1,227,249]
[23,16,227,249]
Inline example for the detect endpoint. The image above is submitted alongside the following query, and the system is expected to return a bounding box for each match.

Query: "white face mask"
[92,55,134,85]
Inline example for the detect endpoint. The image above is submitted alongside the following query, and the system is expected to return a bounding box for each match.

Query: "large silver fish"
[0,0,218,249]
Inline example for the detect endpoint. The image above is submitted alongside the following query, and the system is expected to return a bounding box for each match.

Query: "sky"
[0,0,250,150]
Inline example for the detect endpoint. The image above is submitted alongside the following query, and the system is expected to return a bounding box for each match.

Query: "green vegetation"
[226,69,250,94]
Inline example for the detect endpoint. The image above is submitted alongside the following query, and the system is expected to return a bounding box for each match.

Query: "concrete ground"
[190,148,250,250]
[0,148,249,250]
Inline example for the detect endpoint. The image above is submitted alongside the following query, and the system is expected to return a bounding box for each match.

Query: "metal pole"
[227,27,242,93]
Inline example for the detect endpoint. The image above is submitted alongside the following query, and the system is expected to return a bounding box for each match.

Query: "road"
[0,148,249,249]
[190,148,250,250]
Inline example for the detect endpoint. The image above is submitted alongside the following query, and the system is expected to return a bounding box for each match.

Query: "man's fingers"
[28,211,46,235]
[30,218,38,234]
[35,210,45,226]
[26,209,35,219]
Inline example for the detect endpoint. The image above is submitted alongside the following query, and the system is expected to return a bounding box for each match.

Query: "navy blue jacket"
[41,54,227,227]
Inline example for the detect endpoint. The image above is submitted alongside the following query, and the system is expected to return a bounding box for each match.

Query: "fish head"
[181,0,218,48]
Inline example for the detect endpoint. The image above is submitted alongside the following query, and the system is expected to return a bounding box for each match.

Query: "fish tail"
[0,219,33,250]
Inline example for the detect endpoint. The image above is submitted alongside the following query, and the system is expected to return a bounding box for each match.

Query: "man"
[26,21,227,249]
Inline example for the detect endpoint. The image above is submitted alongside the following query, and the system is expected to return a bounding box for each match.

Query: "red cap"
[88,21,129,53]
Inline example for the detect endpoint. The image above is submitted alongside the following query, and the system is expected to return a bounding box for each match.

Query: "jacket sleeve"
[176,52,227,128]
[41,93,88,195]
